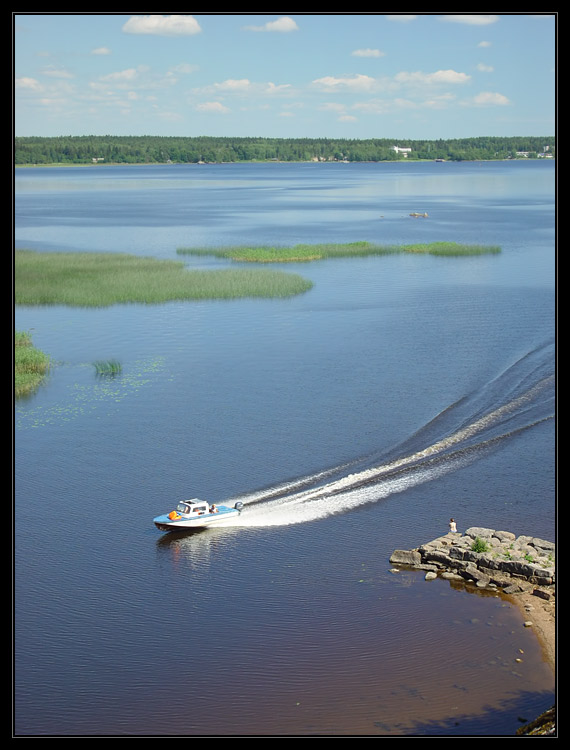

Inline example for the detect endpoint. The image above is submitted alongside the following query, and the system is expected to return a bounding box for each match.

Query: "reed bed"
[177,241,501,263]
[15,249,313,307]
[93,360,122,376]
[401,242,501,256]
[15,330,50,398]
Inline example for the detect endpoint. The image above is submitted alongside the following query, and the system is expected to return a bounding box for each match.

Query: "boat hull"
[153,506,240,531]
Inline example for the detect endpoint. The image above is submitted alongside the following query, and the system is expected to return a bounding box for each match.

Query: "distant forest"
[14,135,555,165]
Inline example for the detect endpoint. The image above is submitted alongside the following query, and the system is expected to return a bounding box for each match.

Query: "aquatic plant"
[15,249,313,307]
[16,355,170,430]
[14,330,50,398]
[401,242,501,256]
[177,241,501,263]
[93,359,122,377]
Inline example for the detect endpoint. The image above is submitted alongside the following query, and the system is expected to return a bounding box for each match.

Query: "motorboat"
[153,498,243,531]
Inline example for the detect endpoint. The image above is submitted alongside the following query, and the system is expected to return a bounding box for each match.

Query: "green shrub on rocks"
[471,536,490,553]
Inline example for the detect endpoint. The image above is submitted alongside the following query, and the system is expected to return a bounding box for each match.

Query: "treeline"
[14,135,555,165]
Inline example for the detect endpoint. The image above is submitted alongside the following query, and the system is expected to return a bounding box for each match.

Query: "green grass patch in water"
[177,241,501,262]
[401,241,501,256]
[15,249,313,307]
[14,330,50,398]
[93,359,123,377]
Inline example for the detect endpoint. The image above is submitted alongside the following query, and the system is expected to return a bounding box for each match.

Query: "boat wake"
[227,341,555,529]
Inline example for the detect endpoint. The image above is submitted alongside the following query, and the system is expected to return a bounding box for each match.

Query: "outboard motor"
[234,501,244,511]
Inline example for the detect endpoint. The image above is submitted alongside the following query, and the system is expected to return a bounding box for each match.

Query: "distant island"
[15,135,555,166]
[177,241,501,263]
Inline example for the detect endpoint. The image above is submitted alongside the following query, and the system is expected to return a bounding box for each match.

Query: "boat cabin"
[175,499,211,516]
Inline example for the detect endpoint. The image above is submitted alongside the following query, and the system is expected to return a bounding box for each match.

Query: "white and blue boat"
[153,498,243,531]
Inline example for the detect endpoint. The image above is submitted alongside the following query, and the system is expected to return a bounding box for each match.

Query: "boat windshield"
[176,503,190,514]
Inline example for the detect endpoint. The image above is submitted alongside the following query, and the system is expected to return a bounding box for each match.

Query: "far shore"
[14,157,554,169]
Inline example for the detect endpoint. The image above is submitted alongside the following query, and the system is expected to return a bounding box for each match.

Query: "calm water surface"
[15,161,555,735]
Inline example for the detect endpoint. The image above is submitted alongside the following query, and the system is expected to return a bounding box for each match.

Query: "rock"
[422,549,454,567]
[533,588,553,601]
[389,549,422,566]
[449,546,467,561]
[531,537,555,552]
[464,526,495,539]
[389,527,555,596]
[441,571,463,580]
[425,571,437,580]
[459,564,491,587]
[493,530,516,543]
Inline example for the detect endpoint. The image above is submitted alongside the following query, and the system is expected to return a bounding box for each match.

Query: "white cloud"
[212,79,252,92]
[90,65,178,97]
[395,69,471,85]
[312,74,376,92]
[193,79,293,98]
[169,63,199,75]
[195,101,230,114]
[352,48,385,58]
[422,93,457,109]
[15,77,42,91]
[351,91,457,115]
[122,15,202,36]
[244,16,299,32]
[442,15,499,25]
[352,99,394,114]
[91,47,111,55]
[319,102,347,112]
[471,91,511,106]
[38,97,66,108]
[100,68,141,83]
[311,68,470,106]
[42,68,74,79]
[476,63,494,73]
[478,41,492,48]
[265,82,293,94]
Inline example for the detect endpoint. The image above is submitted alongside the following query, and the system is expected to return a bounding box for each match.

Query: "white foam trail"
[223,373,554,529]
[233,458,465,527]
[227,461,357,506]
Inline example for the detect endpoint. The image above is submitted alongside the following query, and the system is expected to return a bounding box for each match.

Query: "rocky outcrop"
[390,526,555,594]
[390,527,556,737]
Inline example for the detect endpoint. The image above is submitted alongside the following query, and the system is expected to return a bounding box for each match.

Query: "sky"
[13,13,557,140]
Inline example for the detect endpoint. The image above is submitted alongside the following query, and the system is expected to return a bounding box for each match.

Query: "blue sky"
[14,13,556,140]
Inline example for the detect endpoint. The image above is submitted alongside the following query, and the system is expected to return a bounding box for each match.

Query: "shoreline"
[390,527,556,734]
[508,588,555,675]
[390,526,556,670]
[15,157,554,169]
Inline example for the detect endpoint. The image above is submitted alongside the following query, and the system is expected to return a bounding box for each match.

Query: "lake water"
[14,160,555,736]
